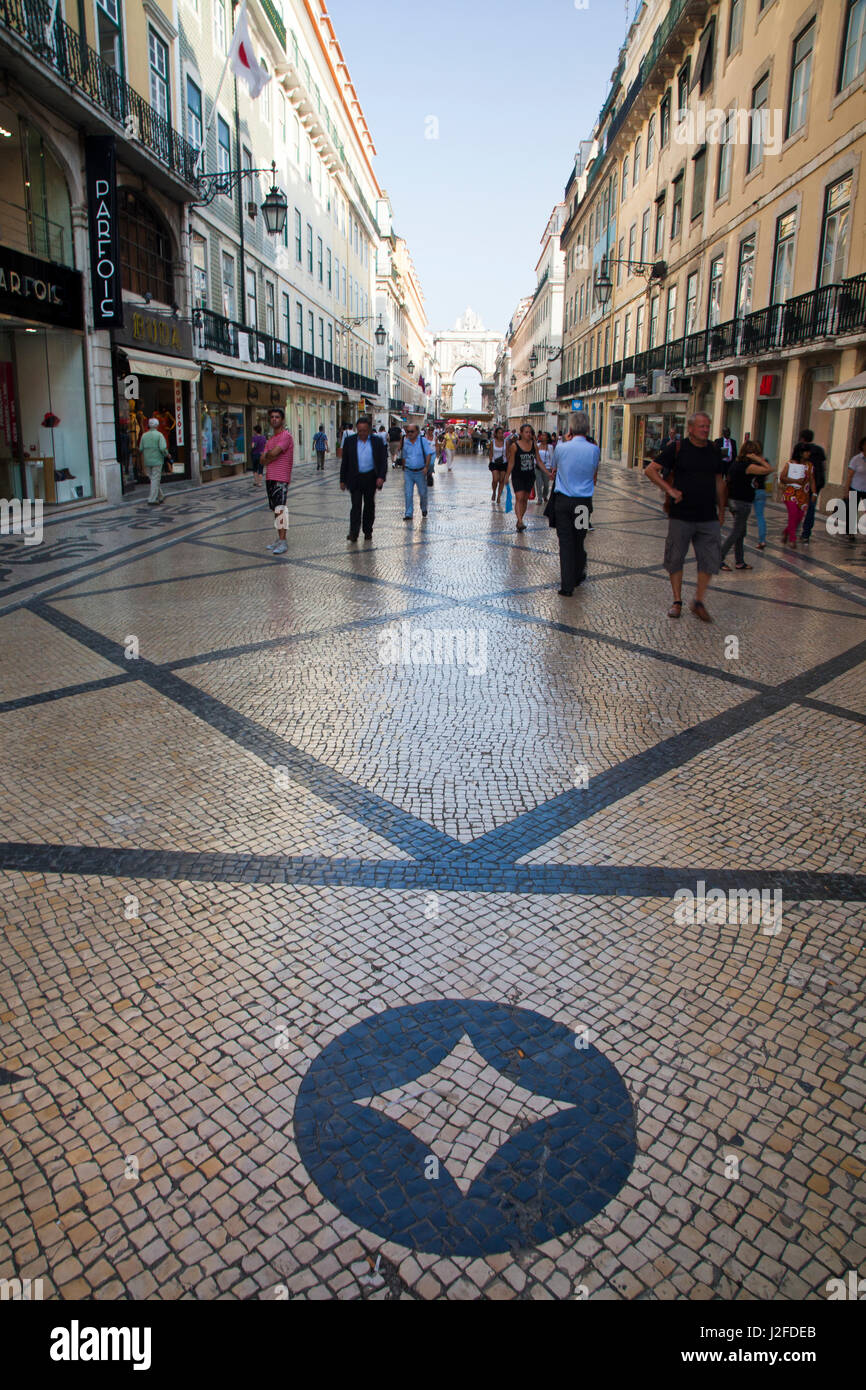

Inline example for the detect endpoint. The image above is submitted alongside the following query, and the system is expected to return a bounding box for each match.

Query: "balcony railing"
[557,274,866,398]
[196,309,378,396]
[0,0,198,185]
[0,197,70,266]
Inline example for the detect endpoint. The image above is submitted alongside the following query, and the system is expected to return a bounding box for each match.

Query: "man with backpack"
[644,411,725,623]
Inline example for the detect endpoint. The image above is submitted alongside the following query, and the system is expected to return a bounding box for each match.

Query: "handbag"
[426,467,435,485]
[543,489,556,527]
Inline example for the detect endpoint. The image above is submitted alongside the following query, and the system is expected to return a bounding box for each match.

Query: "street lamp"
[593,254,666,308]
[407,360,415,375]
[195,160,288,236]
[529,348,538,370]
[374,316,386,347]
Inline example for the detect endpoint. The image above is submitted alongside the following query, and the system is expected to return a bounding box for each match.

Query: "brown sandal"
[690,600,712,623]
[668,600,683,618]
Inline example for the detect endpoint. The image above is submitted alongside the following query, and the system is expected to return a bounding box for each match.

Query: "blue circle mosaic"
[295,1000,636,1256]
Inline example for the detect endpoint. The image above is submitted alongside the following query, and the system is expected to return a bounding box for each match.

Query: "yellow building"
[559,0,866,492]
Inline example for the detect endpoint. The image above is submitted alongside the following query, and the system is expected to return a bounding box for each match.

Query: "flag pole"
[194,0,244,177]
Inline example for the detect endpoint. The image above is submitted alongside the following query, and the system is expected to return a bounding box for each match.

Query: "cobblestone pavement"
[1,458,864,1301]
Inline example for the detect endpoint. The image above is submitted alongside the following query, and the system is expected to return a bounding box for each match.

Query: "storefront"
[200,370,287,479]
[0,245,90,505]
[112,307,198,486]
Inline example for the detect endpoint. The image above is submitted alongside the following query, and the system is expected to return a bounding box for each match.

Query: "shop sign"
[758,373,779,398]
[113,309,193,359]
[85,135,122,328]
[0,362,18,445]
[174,381,184,446]
[723,374,740,401]
[0,246,84,330]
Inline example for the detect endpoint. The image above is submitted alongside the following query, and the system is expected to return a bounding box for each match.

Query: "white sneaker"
[271,540,288,554]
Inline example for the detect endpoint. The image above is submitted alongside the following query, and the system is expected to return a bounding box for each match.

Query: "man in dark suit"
[714,427,738,475]
[340,415,388,542]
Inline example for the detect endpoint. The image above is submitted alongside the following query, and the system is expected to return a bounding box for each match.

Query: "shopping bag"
[505,484,513,513]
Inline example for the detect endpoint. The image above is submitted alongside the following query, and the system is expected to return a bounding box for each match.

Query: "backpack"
[388,426,402,443]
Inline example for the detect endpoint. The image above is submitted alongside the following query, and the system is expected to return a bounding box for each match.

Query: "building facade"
[375,204,433,426]
[558,0,866,490]
[510,205,566,434]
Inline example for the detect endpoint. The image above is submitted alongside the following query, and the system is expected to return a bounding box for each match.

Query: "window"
[677,61,690,119]
[736,235,756,315]
[221,251,235,319]
[118,191,173,301]
[640,208,650,262]
[213,0,227,54]
[293,114,300,165]
[613,318,621,362]
[242,145,253,204]
[695,18,715,93]
[707,255,724,327]
[148,29,170,121]
[649,296,659,347]
[728,0,743,54]
[654,194,666,254]
[579,283,585,319]
[635,303,644,353]
[278,91,286,145]
[633,137,641,187]
[245,268,257,327]
[296,302,303,349]
[665,285,677,341]
[685,272,699,334]
[616,237,624,286]
[294,209,302,262]
[840,0,866,89]
[341,265,346,304]
[691,147,706,220]
[306,223,313,273]
[671,173,684,238]
[748,76,769,172]
[318,317,324,358]
[317,237,323,283]
[771,210,797,303]
[819,174,851,286]
[266,281,276,336]
[186,77,203,149]
[628,223,636,273]
[621,157,629,201]
[282,291,291,345]
[305,137,312,183]
[327,322,333,361]
[787,23,814,137]
[307,309,314,353]
[326,248,332,291]
[192,232,207,309]
[660,90,671,147]
[647,115,656,168]
[623,312,631,357]
[217,116,231,177]
[96,0,123,74]
[717,112,734,198]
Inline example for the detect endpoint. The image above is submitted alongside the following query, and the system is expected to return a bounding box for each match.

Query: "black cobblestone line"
[54,555,281,601]
[2,840,864,901]
[466,633,866,864]
[189,537,442,602]
[0,672,135,714]
[27,598,463,864]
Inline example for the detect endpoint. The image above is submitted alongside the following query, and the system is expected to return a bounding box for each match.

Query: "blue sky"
[327,0,638,336]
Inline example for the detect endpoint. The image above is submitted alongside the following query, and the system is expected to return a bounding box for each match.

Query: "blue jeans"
[752,488,767,543]
[801,495,816,539]
[404,467,428,516]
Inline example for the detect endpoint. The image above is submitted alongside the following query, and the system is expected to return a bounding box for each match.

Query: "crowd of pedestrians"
[250,405,858,620]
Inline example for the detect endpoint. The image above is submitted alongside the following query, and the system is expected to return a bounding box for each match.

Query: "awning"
[126,352,200,382]
[819,371,866,410]
[202,361,343,395]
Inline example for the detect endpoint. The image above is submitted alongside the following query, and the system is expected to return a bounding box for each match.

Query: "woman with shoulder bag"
[719,439,771,571]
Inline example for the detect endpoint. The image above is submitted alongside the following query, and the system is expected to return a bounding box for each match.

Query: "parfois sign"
[85,135,122,328]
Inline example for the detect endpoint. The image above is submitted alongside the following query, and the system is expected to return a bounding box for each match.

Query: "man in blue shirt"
[313,424,328,470]
[339,416,388,541]
[401,423,435,521]
[550,411,599,594]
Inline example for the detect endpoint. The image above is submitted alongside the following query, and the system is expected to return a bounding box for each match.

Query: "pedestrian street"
[1,457,864,1301]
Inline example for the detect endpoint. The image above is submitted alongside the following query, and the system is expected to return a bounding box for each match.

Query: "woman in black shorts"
[488,426,507,502]
[505,422,548,532]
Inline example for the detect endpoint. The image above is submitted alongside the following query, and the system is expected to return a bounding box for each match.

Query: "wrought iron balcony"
[0,0,199,185]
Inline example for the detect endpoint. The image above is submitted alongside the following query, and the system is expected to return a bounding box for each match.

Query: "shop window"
[118,190,173,303]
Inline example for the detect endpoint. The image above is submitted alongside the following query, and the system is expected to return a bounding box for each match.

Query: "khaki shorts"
[663,518,721,575]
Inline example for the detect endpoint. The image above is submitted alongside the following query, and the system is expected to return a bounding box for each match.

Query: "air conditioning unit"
[653,370,672,394]
[247,202,258,220]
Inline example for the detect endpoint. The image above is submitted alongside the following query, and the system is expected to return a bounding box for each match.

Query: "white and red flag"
[229,2,271,99]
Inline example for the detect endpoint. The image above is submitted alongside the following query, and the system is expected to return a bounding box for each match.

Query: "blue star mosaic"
[295,1000,636,1256]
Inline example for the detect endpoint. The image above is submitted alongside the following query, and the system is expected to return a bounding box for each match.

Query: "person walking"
[719,441,771,571]
[714,426,738,476]
[644,411,725,622]
[779,451,815,549]
[536,431,553,507]
[313,423,328,471]
[488,426,507,502]
[550,412,597,595]
[250,421,267,488]
[444,427,456,470]
[505,422,544,533]
[401,422,435,522]
[388,421,404,468]
[340,416,387,542]
[845,436,866,544]
[792,429,826,544]
[140,417,168,505]
[748,441,773,549]
[261,407,294,555]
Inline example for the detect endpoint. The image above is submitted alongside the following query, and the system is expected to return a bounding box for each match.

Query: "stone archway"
[434,308,502,417]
